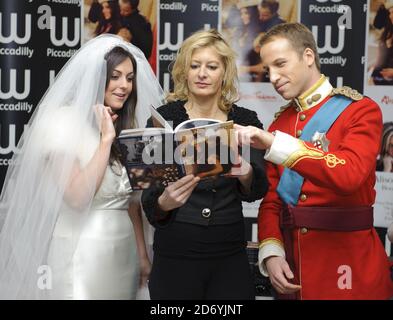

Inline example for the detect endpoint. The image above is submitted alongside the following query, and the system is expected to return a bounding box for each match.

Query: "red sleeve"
[258,160,284,244]
[287,98,382,194]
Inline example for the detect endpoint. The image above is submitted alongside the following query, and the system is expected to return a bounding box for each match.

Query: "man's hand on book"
[234,124,274,150]
[158,175,200,211]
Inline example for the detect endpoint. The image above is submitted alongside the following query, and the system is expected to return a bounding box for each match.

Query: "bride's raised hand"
[95,104,118,145]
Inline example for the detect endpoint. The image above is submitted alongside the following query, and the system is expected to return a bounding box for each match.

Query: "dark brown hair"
[104,46,137,164]
[260,0,279,15]
[95,1,122,35]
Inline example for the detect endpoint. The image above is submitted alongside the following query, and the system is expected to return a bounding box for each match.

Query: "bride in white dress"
[0,35,164,299]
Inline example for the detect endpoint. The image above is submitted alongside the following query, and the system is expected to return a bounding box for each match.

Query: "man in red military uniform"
[236,22,393,299]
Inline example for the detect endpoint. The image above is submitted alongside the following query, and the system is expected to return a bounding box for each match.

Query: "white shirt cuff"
[264,130,300,165]
[258,243,286,277]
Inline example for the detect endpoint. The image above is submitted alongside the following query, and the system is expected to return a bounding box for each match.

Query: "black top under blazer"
[141,100,269,229]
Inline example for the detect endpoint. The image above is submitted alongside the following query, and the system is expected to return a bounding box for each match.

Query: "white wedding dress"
[48,164,140,299]
[45,116,140,300]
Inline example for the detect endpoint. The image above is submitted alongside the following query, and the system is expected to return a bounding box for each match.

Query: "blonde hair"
[167,29,239,112]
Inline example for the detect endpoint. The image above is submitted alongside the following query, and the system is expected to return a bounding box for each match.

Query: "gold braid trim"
[324,153,346,168]
[259,238,284,249]
[273,102,293,122]
[330,86,363,101]
[282,141,324,168]
[282,141,346,168]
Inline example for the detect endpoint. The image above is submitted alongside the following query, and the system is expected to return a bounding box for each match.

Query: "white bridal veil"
[0,34,164,299]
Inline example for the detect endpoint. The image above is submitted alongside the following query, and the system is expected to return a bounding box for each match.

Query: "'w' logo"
[0,69,31,100]
[312,25,345,55]
[0,123,29,155]
[159,23,184,51]
[0,13,31,44]
[50,16,80,47]
[0,124,18,155]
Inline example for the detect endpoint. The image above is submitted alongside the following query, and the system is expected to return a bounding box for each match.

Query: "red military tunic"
[258,78,393,300]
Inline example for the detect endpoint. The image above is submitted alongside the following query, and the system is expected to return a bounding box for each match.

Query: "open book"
[116,106,240,190]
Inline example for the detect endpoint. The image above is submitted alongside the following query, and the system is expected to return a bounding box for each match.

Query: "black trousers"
[148,250,255,300]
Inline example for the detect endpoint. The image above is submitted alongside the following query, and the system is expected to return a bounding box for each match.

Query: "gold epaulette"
[330,86,363,101]
[273,101,292,121]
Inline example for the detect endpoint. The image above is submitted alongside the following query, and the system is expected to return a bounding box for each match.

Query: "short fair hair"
[259,22,321,71]
[167,29,239,112]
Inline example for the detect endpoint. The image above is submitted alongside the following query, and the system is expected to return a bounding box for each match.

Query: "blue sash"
[276,95,352,205]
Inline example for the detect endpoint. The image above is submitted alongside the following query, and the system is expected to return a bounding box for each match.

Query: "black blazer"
[141,100,269,227]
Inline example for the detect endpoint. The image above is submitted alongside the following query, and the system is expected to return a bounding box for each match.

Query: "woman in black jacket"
[142,29,269,300]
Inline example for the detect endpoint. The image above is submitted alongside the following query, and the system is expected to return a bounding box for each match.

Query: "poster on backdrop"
[0,1,81,193]
[220,0,299,227]
[365,0,393,122]
[300,0,367,91]
[374,122,393,229]
[365,0,393,90]
[365,0,393,229]
[82,0,157,72]
[158,0,219,93]
[220,0,297,84]
[220,0,298,127]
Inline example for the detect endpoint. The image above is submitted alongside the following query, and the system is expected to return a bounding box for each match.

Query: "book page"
[118,127,167,137]
[175,121,237,179]
[174,118,221,133]
[117,131,185,190]
[118,105,171,137]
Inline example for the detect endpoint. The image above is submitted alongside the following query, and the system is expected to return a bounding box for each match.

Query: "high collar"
[293,75,333,112]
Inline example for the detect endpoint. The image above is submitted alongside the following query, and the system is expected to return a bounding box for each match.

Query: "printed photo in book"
[116,106,241,190]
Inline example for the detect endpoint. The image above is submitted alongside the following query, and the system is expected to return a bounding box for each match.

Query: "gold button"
[299,114,306,121]
[296,129,302,137]
[300,227,308,234]
[202,208,211,218]
[300,194,307,202]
